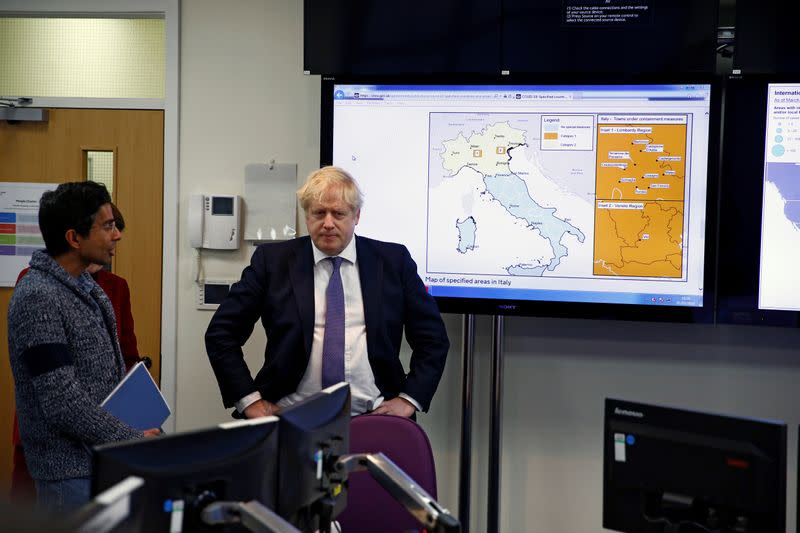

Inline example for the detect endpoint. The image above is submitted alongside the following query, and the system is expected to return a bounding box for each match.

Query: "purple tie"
[321,256,345,388]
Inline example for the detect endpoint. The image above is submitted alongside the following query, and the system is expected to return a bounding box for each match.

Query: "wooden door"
[0,108,164,492]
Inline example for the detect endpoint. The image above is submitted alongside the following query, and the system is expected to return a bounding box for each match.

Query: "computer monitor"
[733,0,800,74]
[92,416,279,532]
[603,398,787,532]
[277,382,351,531]
[757,82,800,313]
[321,76,719,323]
[716,75,800,326]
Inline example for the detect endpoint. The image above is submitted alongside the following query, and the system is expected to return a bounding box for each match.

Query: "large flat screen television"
[603,398,787,532]
[303,1,500,75]
[757,82,800,314]
[502,0,718,74]
[716,75,800,326]
[321,76,719,321]
[733,0,800,74]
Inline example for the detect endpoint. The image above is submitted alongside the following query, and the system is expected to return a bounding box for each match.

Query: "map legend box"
[540,115,594,151]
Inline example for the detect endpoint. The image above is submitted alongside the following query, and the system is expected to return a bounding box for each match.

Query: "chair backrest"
[337,414,437,533]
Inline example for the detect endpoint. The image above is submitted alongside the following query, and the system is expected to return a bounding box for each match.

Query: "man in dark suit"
[206,166,450,418]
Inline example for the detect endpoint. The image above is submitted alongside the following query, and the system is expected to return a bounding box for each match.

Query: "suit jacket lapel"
[356,236,383,351]
[288,238,315,356]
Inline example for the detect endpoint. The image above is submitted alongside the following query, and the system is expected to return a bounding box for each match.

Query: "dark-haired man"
[8,181,158,511]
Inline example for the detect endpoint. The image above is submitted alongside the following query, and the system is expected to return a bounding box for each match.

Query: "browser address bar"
[354,92,575,100]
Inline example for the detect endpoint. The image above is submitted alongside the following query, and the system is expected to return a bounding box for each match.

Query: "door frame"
[0,0,180,431]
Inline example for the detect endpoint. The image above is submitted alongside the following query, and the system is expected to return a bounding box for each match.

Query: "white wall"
[177,3,800,532]
[177,0,320,429]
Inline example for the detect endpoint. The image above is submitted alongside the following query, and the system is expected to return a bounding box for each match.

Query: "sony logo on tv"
[497,304,517,310]
[614,407,644,418]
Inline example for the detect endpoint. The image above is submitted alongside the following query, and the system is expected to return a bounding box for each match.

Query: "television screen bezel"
[320,73,721,323]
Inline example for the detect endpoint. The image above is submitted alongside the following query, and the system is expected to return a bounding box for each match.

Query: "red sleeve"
[117,277,140,370]
[11,414,35,499]
[95,271,140,371]
[15,267,29,285]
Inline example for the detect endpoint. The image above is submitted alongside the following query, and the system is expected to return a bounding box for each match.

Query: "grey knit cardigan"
[8,250,143,481]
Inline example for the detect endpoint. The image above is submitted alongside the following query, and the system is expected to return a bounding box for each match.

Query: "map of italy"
[438,121,586,276]
[428,113,691,281]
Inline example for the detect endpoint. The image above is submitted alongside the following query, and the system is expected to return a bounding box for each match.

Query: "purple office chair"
[337,414,438,533]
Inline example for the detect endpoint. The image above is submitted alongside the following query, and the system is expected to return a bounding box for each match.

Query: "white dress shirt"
[236,236,421,416]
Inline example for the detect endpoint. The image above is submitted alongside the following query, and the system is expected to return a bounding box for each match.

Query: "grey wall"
[438,317,800,532]
[177,2,800,532]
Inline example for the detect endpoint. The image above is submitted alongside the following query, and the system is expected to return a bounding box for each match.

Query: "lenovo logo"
[614,407,644,418]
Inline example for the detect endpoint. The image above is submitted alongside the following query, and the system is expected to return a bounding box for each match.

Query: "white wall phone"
[188,194,241,250]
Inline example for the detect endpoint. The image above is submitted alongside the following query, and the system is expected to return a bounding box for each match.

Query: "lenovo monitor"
[603,398,787,532]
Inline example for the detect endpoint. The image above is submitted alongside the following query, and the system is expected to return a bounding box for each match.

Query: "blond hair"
[297,166,363,213]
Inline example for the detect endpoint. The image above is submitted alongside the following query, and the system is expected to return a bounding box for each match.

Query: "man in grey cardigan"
[8,181,158,511]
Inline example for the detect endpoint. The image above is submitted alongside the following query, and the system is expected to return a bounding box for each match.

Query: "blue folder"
[101,361,171,430]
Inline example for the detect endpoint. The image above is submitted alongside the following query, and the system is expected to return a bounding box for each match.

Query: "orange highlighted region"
[593,201,683,278]
[543,132,558,140]
[595,123,687,201]
[593,120,688,278]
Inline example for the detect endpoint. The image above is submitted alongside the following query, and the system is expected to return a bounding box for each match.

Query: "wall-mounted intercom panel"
[188,194,241,250]
[196,279,236,310]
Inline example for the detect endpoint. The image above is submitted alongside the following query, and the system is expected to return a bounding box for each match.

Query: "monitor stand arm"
[336,452,461,533]
[202,500,301,533]
[69,476,144,532]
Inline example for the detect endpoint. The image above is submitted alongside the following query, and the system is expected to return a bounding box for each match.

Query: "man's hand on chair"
[371,397,416,418]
